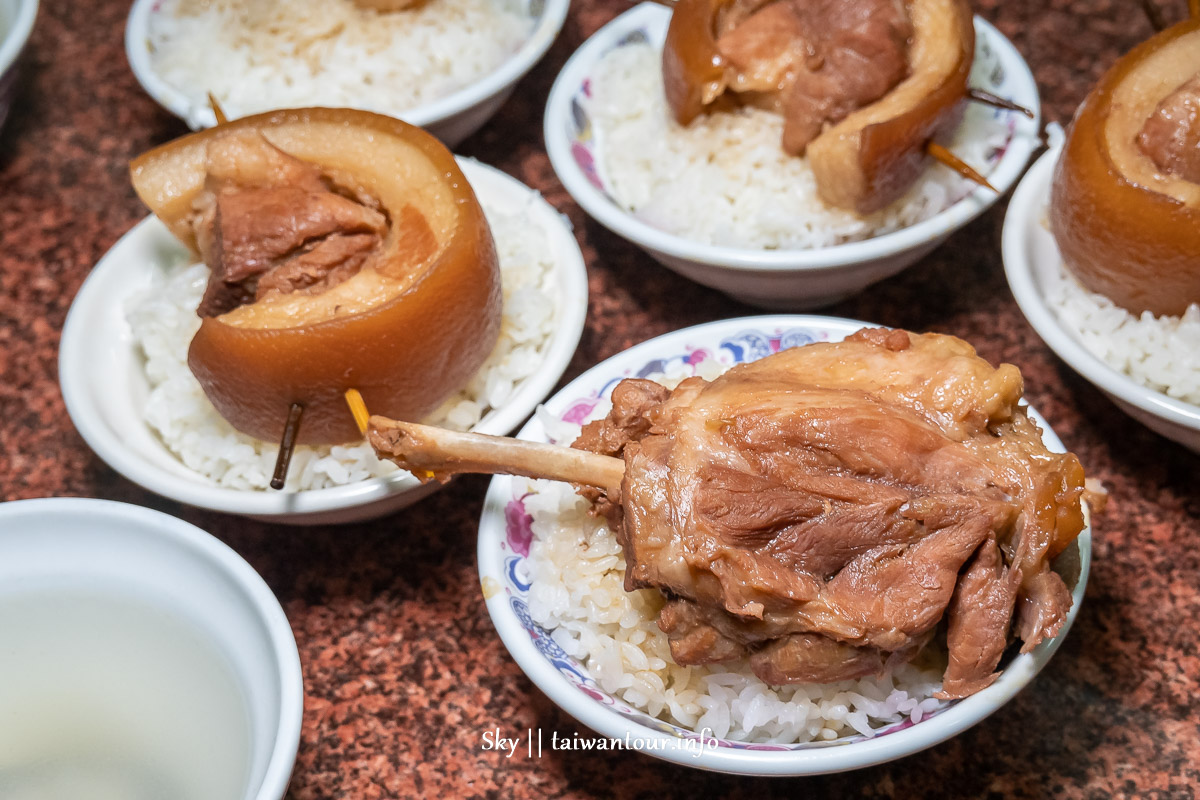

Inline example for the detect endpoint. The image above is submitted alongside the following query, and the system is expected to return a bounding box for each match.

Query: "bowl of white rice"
[477,315,1091,775]
[126,0,569,146]
[544,3,1042,309]
[59,157,588,524]
[1003,143,1200,454]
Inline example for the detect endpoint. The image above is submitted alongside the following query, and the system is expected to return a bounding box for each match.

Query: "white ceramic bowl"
[478,315,1090,775]
[0,0,38,132]
[545,3,1041,309]
[1002,146,1200,453]
[125,0,568,146]
[0,498,302,799]
[60,158,588,524]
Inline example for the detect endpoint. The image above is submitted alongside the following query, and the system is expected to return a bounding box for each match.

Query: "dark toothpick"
[966,88,1035,119]
[270,403,305,491]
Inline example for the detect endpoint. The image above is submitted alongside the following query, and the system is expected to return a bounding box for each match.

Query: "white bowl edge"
[0,0,37,78]
[0,497,303,800]
[1001,146,1200,452]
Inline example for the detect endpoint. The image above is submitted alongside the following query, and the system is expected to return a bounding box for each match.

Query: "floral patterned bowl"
[0,0,37,134]
[477,315,1091,775]
[543,4,1042,309]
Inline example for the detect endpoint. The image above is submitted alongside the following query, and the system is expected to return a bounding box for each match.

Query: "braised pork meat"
[190,129,389,318]
[572,328,1088,698]
[367,327,1093,698]
[687,0,913,154]
[1137,72,1200,183]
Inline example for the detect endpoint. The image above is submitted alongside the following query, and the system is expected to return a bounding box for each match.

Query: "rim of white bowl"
[1002,145,1200,434]
[124,0,569,130]
[545,3,1042,271]
[0,497,303,800]
[58,158,588,519]
[478,314,1091,776]
[0,0,38,76]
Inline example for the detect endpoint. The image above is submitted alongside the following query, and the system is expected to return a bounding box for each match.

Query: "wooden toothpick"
[927,142,998,193]
[967,88,1035,119]
[270,403,305,491]
[345,389,370,437]
[207,92,229,125]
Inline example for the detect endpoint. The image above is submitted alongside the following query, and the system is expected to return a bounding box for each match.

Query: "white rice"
[1046,259,1200,406]
[148,0,534,121]
[523,369,947,744]
[588,42,1010,250]
[125,196,558,491]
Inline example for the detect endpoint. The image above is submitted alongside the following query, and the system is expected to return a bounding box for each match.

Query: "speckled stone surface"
[1,0,1198,797]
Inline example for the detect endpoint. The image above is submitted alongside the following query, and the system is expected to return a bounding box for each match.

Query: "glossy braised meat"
[784,0,912,154]
[366,328,1091,697]
[191,130,388,318]
[658,597,901,683]
[1050,17,1200,318]
[710,0,912,154]
[662,0,974,213]
[133,108,503,445]
[573,328,1088,698]
[1137,71,1200,183]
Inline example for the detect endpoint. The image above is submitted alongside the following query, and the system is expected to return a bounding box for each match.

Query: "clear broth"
[0,588,253,800]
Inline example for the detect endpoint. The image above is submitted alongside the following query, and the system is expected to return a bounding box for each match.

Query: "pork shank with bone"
[368,329,1092,699]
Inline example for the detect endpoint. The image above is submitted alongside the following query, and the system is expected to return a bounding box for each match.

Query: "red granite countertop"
[2,0,1199,797]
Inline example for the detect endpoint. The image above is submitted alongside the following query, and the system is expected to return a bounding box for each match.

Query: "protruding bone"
[368,417,626,496]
